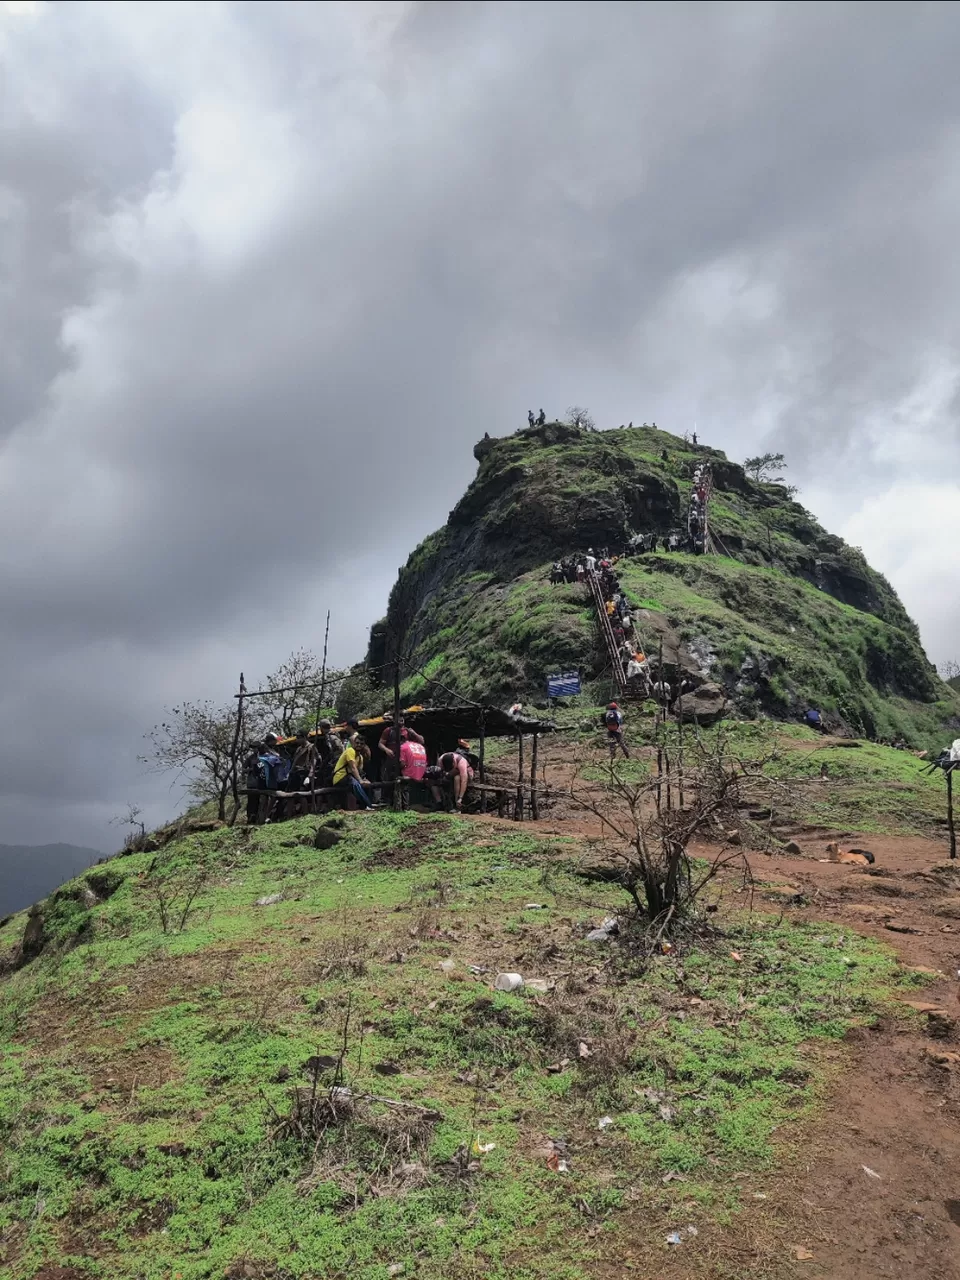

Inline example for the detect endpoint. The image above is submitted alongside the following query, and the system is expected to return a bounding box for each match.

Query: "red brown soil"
[530,738,960,1278]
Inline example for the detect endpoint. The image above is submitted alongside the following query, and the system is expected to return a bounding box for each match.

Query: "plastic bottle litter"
[256,893,283,906]
[597,1115,614,1130]
[525,978,554,993]
[494,972,524,992]
[438,958,457,974]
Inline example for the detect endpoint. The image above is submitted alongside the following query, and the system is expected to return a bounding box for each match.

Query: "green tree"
[744,451,787,483]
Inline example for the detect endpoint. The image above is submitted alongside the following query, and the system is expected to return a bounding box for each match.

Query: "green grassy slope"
[0,814,914,1280]
[363,425,958,750]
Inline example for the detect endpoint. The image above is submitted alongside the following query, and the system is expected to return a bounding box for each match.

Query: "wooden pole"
[228,672,246,826]
[478,710,487,814]
[392,649,403,811]
[515,731,525,822]
[948,768,957,860]
[314,610,331,735]
[655,639,664,812]
[677,679,685,810]
[530,731,540,820]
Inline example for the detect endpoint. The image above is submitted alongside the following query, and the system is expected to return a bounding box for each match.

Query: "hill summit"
[366,422,958,746]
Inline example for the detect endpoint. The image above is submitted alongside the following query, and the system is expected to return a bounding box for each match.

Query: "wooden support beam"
[530,731,540,820]
[515,732,525,822]
[949,768,957,860]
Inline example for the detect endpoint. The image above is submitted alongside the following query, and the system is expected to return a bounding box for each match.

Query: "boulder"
[783,840,803,855]
[17,905,46,967]
[672,682,727,726]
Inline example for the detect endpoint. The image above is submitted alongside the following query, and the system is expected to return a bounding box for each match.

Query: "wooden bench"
[241,781,394,821]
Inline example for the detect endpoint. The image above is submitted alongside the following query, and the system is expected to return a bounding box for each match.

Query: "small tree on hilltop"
[744,451,787,483]
[939,659,960,683]
[141,701,237,822]
[566,405,595,431]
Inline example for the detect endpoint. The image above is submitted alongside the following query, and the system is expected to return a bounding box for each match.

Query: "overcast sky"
[2,0,959,853]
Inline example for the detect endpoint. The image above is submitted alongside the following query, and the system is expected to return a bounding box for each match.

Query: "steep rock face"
[367,425,958,747]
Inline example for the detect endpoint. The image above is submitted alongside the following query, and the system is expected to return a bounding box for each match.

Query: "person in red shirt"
[378,714,425,780]
[399,738,427,780]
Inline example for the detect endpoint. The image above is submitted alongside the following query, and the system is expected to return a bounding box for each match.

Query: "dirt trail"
[730,837,960,1280]
[523,735,960,1277]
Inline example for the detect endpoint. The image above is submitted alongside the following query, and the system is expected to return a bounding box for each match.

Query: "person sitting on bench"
[333,733,374,809]
[439,746,474,812]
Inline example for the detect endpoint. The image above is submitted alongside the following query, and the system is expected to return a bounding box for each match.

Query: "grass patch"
[0,814,909,1278]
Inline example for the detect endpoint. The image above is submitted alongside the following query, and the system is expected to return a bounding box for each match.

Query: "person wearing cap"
[603,702,629,759]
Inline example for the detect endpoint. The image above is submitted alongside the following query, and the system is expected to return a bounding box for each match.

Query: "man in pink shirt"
[399,739,427,780]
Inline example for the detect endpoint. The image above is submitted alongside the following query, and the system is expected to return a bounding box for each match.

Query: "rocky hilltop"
[366,423,958,746]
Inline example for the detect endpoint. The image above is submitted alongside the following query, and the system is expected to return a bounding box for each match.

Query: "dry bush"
[567,724,779,935]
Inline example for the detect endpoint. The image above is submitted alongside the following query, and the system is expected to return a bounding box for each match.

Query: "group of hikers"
[686,461,711,555]
[243,715,478,824]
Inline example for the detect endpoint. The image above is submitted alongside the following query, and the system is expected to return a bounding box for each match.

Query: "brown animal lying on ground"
[825,841,875,866]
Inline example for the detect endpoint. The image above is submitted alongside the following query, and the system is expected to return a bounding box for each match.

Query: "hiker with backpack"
[244,740,265,824]
[603,703,630,760]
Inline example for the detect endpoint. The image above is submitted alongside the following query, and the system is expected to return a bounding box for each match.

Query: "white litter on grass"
[597,1115,614,1130]
[255,893,283,906]
[494,972,524,992]
[862,1165,882,1180]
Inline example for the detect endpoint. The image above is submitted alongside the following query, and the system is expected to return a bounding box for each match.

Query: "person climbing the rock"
[692,431,698,445]
[605,598,617,618]
[528,409,535,428]
[804,707,824,734]
[550,561,563,584]
[584,549,597,574]
[603,702,630,759]
[537,408,546,426]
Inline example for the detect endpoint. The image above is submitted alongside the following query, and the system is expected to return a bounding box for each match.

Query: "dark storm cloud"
[1,0,959,849]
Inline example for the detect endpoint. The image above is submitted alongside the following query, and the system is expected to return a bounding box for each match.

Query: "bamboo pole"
[949,768,957,860]
[530,731,540,820]
[228,672,246,826]
[478,710,487,814]
[515,731,525,822]
[655,639,664,812]
[677,680,685,809]
[392,647,403,811]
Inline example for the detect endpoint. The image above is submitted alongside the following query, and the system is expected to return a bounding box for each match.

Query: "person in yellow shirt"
[605,599,616,617]
[333,733,374,809]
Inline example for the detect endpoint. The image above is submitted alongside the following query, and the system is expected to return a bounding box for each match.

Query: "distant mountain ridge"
[0,843,104,918]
